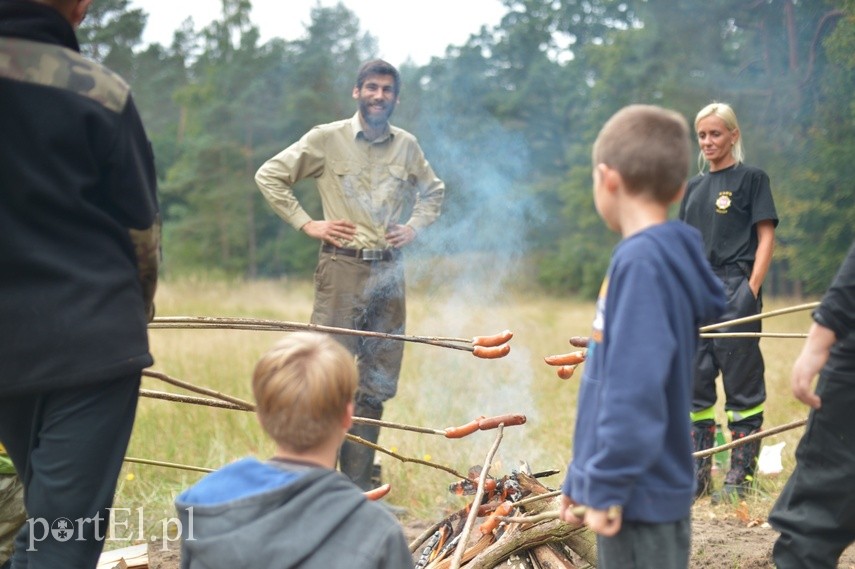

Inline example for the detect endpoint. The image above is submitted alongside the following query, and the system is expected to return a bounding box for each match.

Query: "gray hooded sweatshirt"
[175,457,413,568]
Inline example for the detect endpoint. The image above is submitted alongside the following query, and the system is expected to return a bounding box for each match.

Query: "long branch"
[450,425,505,569]
[699,332,807,339]
[141,370,528,438]
[700,302,818,332]
[124,456,213,474]
[143,370,255,410]
[150,316,474,351]
[693,418,807,459]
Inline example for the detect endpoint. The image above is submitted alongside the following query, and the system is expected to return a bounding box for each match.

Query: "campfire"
[410,463,597,569]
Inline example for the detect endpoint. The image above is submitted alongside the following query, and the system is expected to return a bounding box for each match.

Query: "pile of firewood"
[409,466,597,569]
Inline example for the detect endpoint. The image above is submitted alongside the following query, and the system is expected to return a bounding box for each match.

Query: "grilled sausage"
[473,344,511,359]
[444,418,483,439]
[363,483,391,501]
[568,336,590,348]
[478,413,526,430]
[472,329,513,347]
[544,350,586,366]
[480,500,513,534]
[557,365,576,380]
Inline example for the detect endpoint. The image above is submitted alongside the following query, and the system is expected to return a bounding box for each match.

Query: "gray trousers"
[311,249,406,489]
[597,517,691,569]
[311,250,406,407]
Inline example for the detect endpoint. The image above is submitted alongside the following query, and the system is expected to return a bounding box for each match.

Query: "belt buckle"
[361,249,384,261]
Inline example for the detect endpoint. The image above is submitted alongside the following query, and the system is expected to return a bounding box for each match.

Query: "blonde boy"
[176,333,413,569]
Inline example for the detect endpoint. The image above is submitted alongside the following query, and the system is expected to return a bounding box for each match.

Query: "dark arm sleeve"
[110,94,160,320]
[813,242,855,338]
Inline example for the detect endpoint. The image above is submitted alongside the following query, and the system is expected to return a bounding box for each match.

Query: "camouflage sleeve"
[129,214,161,322]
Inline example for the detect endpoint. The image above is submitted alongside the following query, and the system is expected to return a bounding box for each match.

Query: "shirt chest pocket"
[329,160,363,191]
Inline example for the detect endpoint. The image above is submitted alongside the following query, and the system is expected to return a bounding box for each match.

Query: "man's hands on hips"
[302,220,357,246]
[385,224,415,248]
[301,220,415,249]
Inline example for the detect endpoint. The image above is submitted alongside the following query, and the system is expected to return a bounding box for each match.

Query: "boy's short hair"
[592,104,691,203]
[355,59,401,96]
[252,332,357,452]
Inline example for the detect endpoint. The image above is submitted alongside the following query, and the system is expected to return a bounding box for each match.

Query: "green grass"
[108,267,818,549]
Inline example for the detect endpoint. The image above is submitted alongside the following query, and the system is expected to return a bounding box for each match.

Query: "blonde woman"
[679,102,778,502]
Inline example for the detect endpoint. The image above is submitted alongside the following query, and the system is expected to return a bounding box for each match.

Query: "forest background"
[79,0,854,297]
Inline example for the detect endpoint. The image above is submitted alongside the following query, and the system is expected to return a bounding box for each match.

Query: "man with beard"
[255,59,445,493]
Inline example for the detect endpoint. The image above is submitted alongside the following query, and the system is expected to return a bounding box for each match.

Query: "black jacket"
[0,0,159,395]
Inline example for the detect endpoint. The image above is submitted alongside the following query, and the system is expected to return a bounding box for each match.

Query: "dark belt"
[322,244,400,262]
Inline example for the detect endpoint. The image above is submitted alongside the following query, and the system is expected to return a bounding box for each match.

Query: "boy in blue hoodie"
[557,105,726,568]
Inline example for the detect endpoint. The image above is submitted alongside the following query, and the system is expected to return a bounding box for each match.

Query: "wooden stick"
[501,504,620,525]
[693,418,807,459]
[151,316,475,351]
[699,332,807,339]
[139,389,248,411]
[466,519,595,569]
[512,490,562,509]
[124,456,213,474]
[142,371,524,439]
[143,370,255,410]
[345,433,470,480]
[700,302,819,332]
[449,425,505,569]
[500,511,562,525]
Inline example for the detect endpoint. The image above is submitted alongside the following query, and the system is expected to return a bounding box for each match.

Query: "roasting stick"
[699,301,819,333]
[500,505,622,525]
[699,332,807,339]
[144,370,527,438]
[449,425,505,569]
[155,316,482,349]
[513,490,562,509]
[124,456,214,473]
[152,317,514,358]
[692,418,807,459]
[345,433,470,480]
[139,389,248,411]
[143,370,255,410]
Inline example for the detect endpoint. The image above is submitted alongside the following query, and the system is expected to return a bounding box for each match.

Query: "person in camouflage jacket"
[0,1,159,567]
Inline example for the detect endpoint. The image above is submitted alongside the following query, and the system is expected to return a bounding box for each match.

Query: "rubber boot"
[692,420,716,500]
[713,417,762,504]
[339,402,383,491]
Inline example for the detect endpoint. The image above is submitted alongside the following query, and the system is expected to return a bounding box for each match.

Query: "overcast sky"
[131,0,507,67]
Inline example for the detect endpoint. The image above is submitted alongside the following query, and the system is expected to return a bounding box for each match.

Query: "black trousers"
[692,264,766,414]
[769,371,855,568]
[0,374,140,569]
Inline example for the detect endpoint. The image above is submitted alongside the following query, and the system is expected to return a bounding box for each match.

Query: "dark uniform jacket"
[0,0,159,396]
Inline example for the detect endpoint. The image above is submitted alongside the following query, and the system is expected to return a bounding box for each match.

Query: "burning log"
[414,467,598,569]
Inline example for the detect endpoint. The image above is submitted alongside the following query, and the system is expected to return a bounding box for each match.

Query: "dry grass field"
[107,258,829,565]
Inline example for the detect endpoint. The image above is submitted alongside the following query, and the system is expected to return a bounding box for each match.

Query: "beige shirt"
[255,113,445,250]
